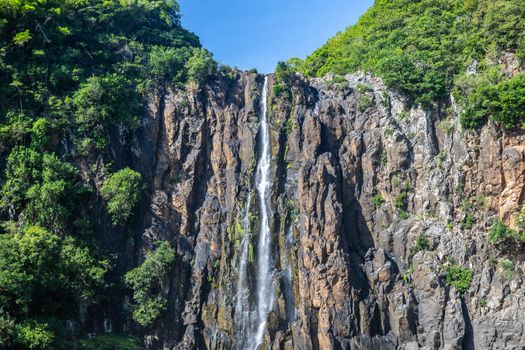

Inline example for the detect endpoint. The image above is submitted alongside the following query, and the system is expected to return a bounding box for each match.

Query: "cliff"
[122,69,525,349]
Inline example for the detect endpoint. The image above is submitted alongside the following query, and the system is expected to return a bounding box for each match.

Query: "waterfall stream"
[234,195,252,349]
[234,76,275,350]
[253,75,275,349]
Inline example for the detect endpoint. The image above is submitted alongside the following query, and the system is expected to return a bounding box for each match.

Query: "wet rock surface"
[122,71,525,349]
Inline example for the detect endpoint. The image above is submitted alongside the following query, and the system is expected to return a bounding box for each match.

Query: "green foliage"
[0,226,108,348]
[298,0,525,110]
[358,95,373,112]
[185,48,217,84]
[488,215,524,248]
[73,74,141,150]
[0,0,206,346]
[445,264,473,295]
[272,61,295,100]
[372,194,383,208]
[326,76,349,90]
[490,74,525,129]
[100,168,142,225]
[411,233,431,254]
[499,259,517,280]
[77,334,140,350]
[395,192,408,211]
[1,147,82,232]
[455,68,525,129]
[15,320,54,350]
[12,29,31,46]
[124,241,176,328]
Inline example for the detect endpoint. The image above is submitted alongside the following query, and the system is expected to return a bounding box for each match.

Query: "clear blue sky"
[178,0,374,73]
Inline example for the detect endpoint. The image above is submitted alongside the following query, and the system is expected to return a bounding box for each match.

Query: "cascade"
[253,75,275,349]
[234,195,252,349]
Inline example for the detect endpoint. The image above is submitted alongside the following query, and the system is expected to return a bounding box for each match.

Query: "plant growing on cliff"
[372,194,383,208]
[411,233,431,255]
[124,241,176,328]
[358,95,373,112]
[444,264,473,295]
[101,168,142,225]
[488,218,517,245]
[185,48,218,84]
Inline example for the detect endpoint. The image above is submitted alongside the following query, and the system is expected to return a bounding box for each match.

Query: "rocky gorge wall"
[122,70,525,350]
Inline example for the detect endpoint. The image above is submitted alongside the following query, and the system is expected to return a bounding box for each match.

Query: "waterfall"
[234,76,275,350]
[234,195,252,349]
[253,75,275,348]
[281,226,296,322]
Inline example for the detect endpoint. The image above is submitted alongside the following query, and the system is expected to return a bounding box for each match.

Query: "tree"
[185,48,217,84]
[0,226,108,348]
[124,241,176,327]
[100,168,142,225]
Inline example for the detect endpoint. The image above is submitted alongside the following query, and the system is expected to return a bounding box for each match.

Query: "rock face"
[116,71,525,349]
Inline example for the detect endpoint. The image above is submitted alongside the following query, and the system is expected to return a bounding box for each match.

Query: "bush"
[488,218,516,245]
[411,233,431,254]
[185,48,217,84]
[372,194,383,208]
[77,334,140,350]
[15,321,54,350]
[358,95,373,112]
[101,168,142,225]
[395,192,408,210]
[124,241,176,327]
[1,147,81,233]
[327,76,349,90]
[490,74,525,129]
[445,264,473,295]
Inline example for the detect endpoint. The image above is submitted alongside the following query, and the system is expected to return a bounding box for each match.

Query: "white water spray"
[253,76,275,348]
[234,195,252,349]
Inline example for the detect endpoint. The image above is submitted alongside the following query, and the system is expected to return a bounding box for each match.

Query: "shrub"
[488,218,516,244]
[77,334,140,350]
[411,233,431,254]
[490,74,525,129]
[185,48,217,84]
[15,321,54,350]
[372,194,383,208]
[395,192,408,210]
[124,241,176,327]
[101,168,142,225]
[445,264,473,295]
[358,95,373,112]
[500,259,517,279]
[327,76,349,90]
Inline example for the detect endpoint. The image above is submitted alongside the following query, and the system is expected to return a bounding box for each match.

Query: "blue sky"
[178,0,374,73]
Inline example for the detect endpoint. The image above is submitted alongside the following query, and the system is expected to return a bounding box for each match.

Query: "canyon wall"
[123,71,525,349]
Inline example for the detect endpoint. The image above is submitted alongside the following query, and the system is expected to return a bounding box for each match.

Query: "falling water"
[281,226,296,322]
[234,195,252,349]
[253,76,275,348]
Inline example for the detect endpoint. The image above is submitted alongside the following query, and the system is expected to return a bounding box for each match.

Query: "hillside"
[296,0,525,128]
[1,0,525,349]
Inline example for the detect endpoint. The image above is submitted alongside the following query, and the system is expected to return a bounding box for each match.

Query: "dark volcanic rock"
[120,71,525,349]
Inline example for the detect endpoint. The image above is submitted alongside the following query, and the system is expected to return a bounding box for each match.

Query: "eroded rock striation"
[123,70,525,349]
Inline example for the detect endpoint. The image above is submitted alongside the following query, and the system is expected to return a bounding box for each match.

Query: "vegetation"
[445,263,473,295]
[77,334,140,350]
[101,168,142,225]
[124,241,176,328]
[0,226,108,349]
[0,0,211,346]
[291,0,525,128]
[372,194,383,208]
[411,233,431,255]
[487,217,525,251]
